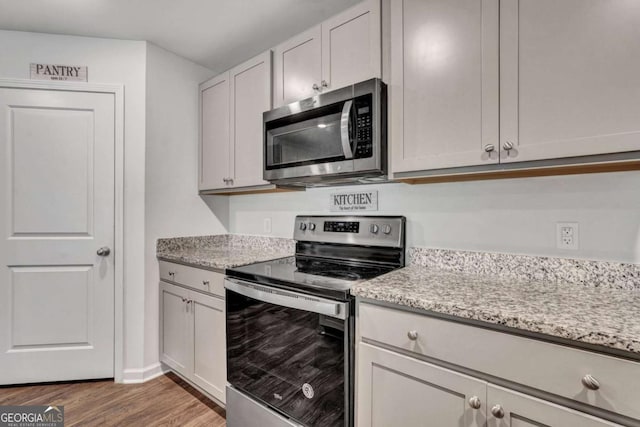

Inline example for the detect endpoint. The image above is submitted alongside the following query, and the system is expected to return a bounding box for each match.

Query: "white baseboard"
[121,362,168,384]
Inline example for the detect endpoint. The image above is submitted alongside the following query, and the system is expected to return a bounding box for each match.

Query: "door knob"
[97,247,111,256]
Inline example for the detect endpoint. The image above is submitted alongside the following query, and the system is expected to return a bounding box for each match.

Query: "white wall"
[229,171,640,263]
[144,43,227,368]
[0,30,148,375]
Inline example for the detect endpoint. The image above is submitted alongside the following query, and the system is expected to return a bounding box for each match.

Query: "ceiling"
[0,0,361,72]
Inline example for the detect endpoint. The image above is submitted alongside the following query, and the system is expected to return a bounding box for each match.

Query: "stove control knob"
[299,222,307,231]
[309,223,316,231]
[383,224,392,235]
[370,224,379,234]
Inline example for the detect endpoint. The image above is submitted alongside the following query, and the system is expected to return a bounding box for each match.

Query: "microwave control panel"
[354,95,373,158]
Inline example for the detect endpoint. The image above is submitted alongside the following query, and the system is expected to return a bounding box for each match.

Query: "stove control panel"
[294,215,405,248]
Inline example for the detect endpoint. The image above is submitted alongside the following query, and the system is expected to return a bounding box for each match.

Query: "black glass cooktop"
[226,256,397,300]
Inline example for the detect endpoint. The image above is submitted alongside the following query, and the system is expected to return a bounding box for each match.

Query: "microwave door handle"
[340,100,354,159]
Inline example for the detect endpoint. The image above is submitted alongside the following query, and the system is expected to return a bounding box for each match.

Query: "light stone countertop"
[352,249,640,356]
[156,234,295,271]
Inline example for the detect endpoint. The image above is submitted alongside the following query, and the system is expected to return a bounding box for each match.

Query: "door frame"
[0,78,125,382]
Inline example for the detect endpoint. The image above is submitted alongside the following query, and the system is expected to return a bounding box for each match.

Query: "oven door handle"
[225,278,348,320]
[340,100,354,160]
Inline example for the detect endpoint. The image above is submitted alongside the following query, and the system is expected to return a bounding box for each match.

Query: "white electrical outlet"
[263,218,272,234]
[556,222,579,250]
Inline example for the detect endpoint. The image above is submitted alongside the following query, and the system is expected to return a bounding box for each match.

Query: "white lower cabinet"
[160,280,226,404]
[487,384,619,427]
[357,343,486,427]
[356,302,634,427]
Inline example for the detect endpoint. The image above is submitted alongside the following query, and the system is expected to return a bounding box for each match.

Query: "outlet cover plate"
[556,222,579,250]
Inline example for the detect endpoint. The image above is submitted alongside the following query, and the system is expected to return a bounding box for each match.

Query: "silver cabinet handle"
[503,141,514,151]
[321,80,328,89]
[312,83,320,92]
[491,404,505,419]
[181,297,187,302]
[484,144,495,153]
[407,330,418,341]
[97,247,111,256]
[582,374,600,390]
[202,280,210,287]
[468,396,481,410]
[340,100,354,159]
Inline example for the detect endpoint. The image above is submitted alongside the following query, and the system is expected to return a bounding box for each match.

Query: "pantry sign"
[30,63,88,82]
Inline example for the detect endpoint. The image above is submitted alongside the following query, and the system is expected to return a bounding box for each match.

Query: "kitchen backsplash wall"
[229,171,640,263]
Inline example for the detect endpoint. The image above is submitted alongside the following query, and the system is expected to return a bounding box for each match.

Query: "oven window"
[227,289,346,427]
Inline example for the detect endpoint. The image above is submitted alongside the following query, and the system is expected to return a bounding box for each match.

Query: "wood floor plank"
[0,373,226,426]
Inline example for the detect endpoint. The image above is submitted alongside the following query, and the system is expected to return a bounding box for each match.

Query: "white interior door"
[0,85,115,384]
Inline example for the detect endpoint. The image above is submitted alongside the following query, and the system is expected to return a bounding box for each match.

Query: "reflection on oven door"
[227,290,346,427]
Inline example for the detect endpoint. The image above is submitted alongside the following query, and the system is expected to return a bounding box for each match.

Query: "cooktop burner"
[226,256,397,300]
[226,215,406,300]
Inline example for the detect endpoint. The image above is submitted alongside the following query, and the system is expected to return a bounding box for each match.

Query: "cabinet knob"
[312,83,320,92]
[181,297,187,302]
[97,247,111,256]
[223,178,228,183]
[491,404,505,419]
[321,80,328,89]
[228,178,234,185]
[202,280,210,287]
[503,141,514,151]
[468,396,481,410]
[168,271,175,277]
[407,330,418,341]
[582,374,600,390]
[484,144,495,153]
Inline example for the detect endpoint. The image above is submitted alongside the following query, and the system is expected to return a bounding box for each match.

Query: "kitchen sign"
[30,63,88,82]
[330,190,378,212]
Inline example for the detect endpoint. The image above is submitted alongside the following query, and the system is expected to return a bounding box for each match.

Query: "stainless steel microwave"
[263,78,387,187]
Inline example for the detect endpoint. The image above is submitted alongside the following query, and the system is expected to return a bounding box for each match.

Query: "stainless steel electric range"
[224,215,406,427]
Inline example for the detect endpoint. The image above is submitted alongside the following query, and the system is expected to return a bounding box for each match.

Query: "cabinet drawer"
[359,302,640,421]
[159,261,225,297]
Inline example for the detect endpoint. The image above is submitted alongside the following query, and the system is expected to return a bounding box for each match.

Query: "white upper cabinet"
[273,0,381,107]
[321,0,381,93]
[391,0,500,173]
[273,26,322,106]
[499,0,640,163]
[229,51,272,188]
[199,73,230,191]
[199,51,273,193]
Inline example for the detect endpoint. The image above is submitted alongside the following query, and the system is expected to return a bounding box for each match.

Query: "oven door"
[225,278,351,427]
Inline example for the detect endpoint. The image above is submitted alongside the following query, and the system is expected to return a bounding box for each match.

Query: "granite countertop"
[352,248,640,356]
[156,234,295,271]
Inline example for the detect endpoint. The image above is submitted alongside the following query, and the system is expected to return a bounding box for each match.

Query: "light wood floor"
[0,372,226,426]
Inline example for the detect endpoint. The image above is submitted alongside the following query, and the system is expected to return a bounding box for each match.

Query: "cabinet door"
[199,72,230,191]
[500,0,640,163]
[391,0,500,174]
[487,385,620,427]
[321,0,381,92]
[159,282,191,376]
[273,26,322,107]
[229,51,272,188]
[357,343,486,427]
[190,290,226,404]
